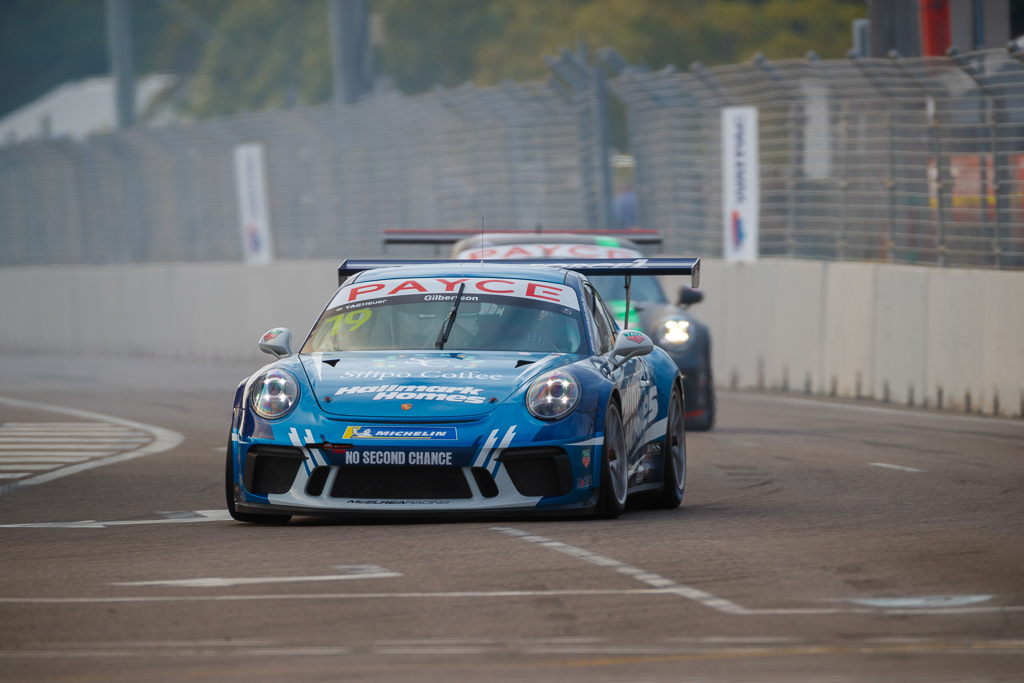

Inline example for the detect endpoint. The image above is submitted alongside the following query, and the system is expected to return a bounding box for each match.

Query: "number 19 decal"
[325,308,372,335]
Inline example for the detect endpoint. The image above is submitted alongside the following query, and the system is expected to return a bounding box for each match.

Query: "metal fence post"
[848,53,896,263]
[948,48,1005,269]
[753,54,799,258]
[889,50,949,267]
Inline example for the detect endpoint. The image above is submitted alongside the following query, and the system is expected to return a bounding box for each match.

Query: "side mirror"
[609,329,654,369]
[678,287,704,306]
[258,328,293,358]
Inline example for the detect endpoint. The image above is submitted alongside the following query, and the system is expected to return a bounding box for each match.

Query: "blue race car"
[226,257,699,523]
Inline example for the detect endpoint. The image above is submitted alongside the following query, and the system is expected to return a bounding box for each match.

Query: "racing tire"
[655,383,687,509]
[225,442,292,525]
[597,402,628,519]
[687,348,716,432]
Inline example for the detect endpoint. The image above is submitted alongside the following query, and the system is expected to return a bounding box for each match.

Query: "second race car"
[451,233,715,430]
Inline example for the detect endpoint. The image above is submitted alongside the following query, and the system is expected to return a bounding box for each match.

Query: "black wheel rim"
[606,407,628,506]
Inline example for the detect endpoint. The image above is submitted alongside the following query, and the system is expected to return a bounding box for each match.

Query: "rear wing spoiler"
[382,229,664,249]
[337,257,700,289]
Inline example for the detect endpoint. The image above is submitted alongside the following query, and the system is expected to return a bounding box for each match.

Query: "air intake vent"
[499,447,572,498]
[245,445,305,495]
[306,466,330,496]
[330,466,472,499]
[471,467,499,497]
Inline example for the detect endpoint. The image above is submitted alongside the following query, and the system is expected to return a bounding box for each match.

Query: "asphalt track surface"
[0,355,1021,682]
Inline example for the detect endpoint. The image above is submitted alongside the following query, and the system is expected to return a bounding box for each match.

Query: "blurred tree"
[469,0,864,85]
[0,0,234,118]
[374,0,511,92]
[188,0,329,115]
[0,0,865,119]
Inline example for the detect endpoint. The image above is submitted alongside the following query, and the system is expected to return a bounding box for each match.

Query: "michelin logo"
[342,426,458,440]
[336,385,488,405]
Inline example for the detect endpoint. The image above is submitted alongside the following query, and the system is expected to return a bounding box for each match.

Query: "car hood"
[298,350,580,419]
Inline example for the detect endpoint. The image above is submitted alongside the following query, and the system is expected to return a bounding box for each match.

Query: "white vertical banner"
[234,143,274,264]
[721,107,759,262]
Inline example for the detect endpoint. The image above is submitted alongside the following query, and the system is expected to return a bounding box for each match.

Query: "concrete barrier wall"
[664,259,1024,417]
[0,261,340,362]
[2,258,1022,417]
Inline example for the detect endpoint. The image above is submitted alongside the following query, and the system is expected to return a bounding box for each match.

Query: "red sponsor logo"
[625,334,644,343]
[340,277,580,310]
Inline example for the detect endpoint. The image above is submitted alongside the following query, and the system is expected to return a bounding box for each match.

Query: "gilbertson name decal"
[335,384,488,405]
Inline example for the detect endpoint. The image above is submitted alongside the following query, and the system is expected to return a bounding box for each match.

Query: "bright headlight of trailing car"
[660,319,692,346]
[526,370,581,421]
[250,369,300,419]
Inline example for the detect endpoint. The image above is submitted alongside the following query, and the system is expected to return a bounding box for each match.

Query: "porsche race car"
[450,233,715,430]
[226,258,698,523]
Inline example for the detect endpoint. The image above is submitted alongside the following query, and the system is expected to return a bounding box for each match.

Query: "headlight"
[659,319,691,346]
[250,369,300,420]
[526,370,581,421]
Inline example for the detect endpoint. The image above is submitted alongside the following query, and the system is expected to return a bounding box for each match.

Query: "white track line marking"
[0,589,672,604]
[0,443,136,450]
[112,566,401,588]
[0,456,93,462]
[869,462,925,472]
[492,527,1024,616]
[845,595,992,608]
[0,589,1021,613]
[0,397,183,495]
[0,510,231,529]
[0,438,149,444]
[492,526,749,614]
[732,393,1024,428]
[0,451,115,458]
[2,422,140,427]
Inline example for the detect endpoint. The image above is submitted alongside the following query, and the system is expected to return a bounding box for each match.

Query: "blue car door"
[587,284,652,479]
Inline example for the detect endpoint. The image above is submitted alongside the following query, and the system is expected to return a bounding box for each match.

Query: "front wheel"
[655,383,686,509]
[225,441,291,525]
[597,402,628,519]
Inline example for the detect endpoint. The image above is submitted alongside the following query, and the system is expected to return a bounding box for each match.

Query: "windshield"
[589,275,667,304]
[302,276,588,355]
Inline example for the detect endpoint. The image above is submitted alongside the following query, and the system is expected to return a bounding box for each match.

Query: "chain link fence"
[2,48,1024,269]
[0,80,589,265]
[610,48,1024,268]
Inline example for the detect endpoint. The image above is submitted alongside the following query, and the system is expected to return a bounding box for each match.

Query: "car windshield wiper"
[434,283,466,350]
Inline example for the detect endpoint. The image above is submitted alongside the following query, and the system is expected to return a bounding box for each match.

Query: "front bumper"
[230,404,605,516]
[659,345,711,419]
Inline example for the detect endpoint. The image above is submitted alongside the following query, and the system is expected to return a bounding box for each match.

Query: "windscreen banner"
[234,143,275,264]
[721,107,759,262]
